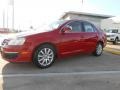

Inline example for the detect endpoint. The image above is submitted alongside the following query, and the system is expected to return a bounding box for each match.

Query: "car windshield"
[36,20,67,31]
[105,29,118,33]
[49,20,66,29]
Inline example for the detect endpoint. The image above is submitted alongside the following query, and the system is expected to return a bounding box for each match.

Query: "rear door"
[82,22,98,53]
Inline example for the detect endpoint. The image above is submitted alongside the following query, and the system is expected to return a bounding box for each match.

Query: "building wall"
[64,14,102,27]
[101,19,120,30]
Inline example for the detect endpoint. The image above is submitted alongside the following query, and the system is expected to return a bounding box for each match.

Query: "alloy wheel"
[96,44,103,55]
[37,48,54,67]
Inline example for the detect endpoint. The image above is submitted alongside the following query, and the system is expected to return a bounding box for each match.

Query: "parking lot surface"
[0,51,120,90]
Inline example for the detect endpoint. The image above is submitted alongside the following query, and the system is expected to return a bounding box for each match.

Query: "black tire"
[113,38,118,45]
[33,44,56,69]
[93,43,103,56]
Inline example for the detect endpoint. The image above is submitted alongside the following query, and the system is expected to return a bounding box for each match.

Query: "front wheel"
[113,38,118,45]
[93,43,103,56]
[33,45,56,69]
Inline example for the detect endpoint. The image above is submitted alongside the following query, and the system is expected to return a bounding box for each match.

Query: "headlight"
[8,38,26,45]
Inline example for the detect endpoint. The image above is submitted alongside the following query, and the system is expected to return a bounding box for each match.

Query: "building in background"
[0,28,10,33]
[60,11,112,28]
[101,17,120,30]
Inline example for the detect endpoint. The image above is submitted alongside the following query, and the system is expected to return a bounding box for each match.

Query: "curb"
[104,48,120,55]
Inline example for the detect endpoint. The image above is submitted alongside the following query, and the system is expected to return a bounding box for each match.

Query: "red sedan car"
[1,20,106,68]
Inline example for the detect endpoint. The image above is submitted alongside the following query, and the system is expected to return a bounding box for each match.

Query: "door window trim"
[61,20,84,33]
[83,22,97,33]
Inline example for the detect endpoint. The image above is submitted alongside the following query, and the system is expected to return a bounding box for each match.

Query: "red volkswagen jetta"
[1,20,106,68]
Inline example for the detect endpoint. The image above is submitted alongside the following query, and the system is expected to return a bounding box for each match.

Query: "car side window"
[83,22,95,32]
[67,21,83,32]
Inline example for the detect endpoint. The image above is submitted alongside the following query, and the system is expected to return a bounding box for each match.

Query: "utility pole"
[7,7,8,28]
[9,0,14,30]
[12,0,14,30]
[81,0,84,6]
[3,9,5,28]
[80,0,84,11]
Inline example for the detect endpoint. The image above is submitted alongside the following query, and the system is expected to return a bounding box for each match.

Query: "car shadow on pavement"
[2,62,38,74]
[0,55,96,90]
[1,54,90,74]
[1,52,120,90]
[1,54,94,90]
[2,52,120,75]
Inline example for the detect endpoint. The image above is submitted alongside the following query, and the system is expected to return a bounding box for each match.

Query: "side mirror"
[62,25,72,33]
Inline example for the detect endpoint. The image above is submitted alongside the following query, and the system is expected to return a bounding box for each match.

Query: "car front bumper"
[1,45,33,62]
[107,37,115,41]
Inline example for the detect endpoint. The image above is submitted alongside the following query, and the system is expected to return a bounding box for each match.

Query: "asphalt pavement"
[0,51,120,90]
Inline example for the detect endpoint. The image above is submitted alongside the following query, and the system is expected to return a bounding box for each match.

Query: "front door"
[59,21,85,56]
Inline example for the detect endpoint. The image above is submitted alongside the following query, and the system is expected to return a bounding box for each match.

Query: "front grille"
[107,35,110,37]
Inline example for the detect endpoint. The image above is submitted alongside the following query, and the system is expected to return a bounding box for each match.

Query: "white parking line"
[1,71,120,78]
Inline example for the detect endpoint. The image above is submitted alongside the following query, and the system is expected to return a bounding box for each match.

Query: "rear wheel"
[33,44,56,69]
[93,43,103,56]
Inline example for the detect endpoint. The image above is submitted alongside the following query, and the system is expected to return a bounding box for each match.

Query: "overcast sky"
[0,0,120,30]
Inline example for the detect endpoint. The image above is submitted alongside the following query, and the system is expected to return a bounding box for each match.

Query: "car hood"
[16,29,50,38]
[0,30,50,46]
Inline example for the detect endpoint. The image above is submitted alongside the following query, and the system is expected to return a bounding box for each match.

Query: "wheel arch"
[32,42,58,59]
[97,41,104,47]
[116,36,119,39]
